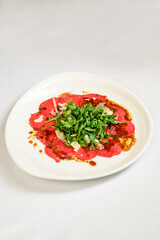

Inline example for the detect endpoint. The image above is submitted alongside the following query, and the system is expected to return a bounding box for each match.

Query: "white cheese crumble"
[103,107,113,115]
[96,143,104,150]
[85,134,90,144]
[58,102,67,110]
[50,109,55,115]
[55,130,65,141]
[71,141,81,152]
[52,97,57,113]
[34,115,44,123]
[94,139,104,150]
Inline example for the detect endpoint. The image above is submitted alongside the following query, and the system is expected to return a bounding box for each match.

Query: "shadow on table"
[1,108,128,194]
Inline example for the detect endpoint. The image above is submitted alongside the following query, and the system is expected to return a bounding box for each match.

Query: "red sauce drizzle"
[89,161,96,166]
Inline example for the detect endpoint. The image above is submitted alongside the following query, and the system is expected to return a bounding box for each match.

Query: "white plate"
[5,72,152,180]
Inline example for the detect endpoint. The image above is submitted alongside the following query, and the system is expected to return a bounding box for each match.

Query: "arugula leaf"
[85,127,96,132]
[47,100,122,150]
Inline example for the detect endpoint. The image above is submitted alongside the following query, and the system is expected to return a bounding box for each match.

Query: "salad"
[28,93,136,166]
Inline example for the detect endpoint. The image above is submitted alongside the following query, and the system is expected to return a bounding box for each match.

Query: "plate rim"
[5,72,153,181]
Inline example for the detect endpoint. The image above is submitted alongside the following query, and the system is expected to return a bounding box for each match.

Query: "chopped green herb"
[103,140,109,144]
[47,100,122,150]
[45,117,54,123]
[45,114,60,123]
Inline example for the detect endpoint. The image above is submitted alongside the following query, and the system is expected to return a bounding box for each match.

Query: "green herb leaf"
[47,100,122,150]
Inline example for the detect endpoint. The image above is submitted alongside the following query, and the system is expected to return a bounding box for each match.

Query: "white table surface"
[0,0,159,239]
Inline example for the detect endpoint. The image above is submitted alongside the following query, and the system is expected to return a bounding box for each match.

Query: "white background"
[0,0,159,239]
